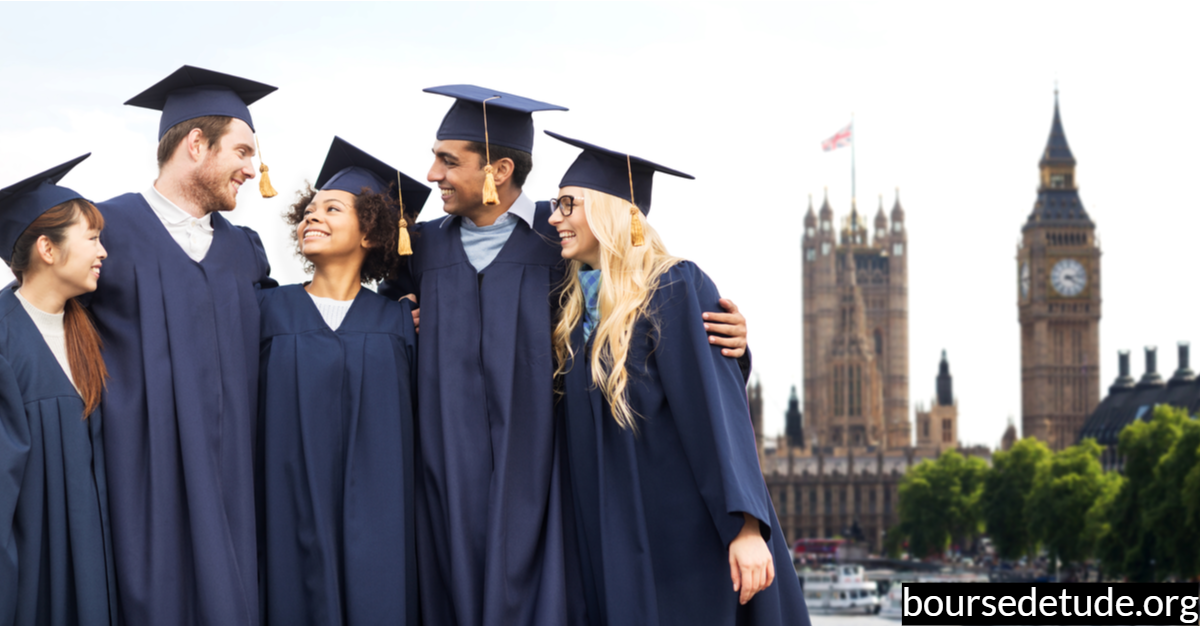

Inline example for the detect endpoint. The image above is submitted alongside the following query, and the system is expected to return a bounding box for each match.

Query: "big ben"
[1017,91,1101,450]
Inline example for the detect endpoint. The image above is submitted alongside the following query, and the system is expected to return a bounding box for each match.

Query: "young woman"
[256,137,428,625]
[0,155,117,625]
[545,132,810,625]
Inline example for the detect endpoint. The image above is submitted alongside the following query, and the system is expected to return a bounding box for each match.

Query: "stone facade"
[1017,93,1102,451]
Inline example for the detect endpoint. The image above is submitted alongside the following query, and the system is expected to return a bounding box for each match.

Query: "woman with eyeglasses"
[0,155,117,625]
[546,132,810,625]
[256,137,427,625]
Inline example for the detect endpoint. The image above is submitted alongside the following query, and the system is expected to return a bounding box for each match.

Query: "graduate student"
[257,137,427,625]
[547,132,811,625]
[0,155,117,625]
[380,85,751,625]
[88,66,277,625]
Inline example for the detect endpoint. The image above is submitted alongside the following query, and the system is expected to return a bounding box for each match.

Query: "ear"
[491,157,516,189]
[186,127,207,162]
[35,234,55,265]
[361,233,374,250]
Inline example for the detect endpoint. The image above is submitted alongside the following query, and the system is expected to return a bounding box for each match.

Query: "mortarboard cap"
[546,131,693,217]
[125,65,277,140]
[425,85,567,154]
[0,154,90,265]
[314,137,431,256]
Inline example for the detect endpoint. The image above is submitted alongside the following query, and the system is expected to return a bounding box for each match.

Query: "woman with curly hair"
[546,132,810,625]
[256,137,430,625]
[0,155,116,625]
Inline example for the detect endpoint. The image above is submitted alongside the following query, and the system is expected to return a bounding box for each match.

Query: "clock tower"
[1017,91,1101,450]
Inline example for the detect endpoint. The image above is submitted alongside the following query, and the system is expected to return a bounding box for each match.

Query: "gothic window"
[874,329,884,355]
[811,489,818,515]
[822,242,831,256]
[942,419,953,443]
[805,248,816,262]
[922,418,930,438]
[839,489,847,515]
[884,488,892,513]
[806,226,816,238]
[893,222,902,233]
[1050,174,1066,189]
[824,489,832,514]
[893,243,904,256]
[834,367,845,416]
[869,489,877,514]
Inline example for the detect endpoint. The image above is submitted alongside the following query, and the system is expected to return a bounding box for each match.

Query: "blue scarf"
[579,268,601,341]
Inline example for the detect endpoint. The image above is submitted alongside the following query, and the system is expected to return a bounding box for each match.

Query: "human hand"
[402,294,419,333]
[728,514,774,605]
[703,298,747,358]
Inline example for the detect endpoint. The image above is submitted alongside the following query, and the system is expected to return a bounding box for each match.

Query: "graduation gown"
[0,288,117,625]
[559,261,810,626]
[401,203,569,625]
[90,193,273,625]
[257,285,418,625]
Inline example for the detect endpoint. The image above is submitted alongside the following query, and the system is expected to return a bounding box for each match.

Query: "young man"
[88,66,277,625]
[382,85,749,625]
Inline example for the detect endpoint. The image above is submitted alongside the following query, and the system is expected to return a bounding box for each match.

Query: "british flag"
[821,124,852,152]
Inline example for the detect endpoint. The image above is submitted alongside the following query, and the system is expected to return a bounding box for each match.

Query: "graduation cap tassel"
[396,173,413,256]
[627,154,645,246]
[481,96,501,205]
[256,136,278,198]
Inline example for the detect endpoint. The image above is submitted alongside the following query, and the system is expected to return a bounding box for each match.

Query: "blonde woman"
[546,132,809,626]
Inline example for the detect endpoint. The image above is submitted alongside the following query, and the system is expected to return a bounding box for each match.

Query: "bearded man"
[88,66,277,625]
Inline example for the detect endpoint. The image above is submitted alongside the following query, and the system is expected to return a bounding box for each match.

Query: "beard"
[182,157,238,214]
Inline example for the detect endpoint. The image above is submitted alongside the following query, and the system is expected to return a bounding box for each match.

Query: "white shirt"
[15,289,77,393]
[142,185,214,262]
[308,292,354,331]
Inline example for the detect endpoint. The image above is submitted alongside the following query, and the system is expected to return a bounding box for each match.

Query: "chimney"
[1137,346,1164,388]
[1109,350,1135,392]
[1170,341,1196,386]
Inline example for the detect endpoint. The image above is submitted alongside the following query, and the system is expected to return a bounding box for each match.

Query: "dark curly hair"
[285,183,413,284]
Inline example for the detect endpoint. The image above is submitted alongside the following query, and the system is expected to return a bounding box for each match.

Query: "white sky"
[2,2,1198,448]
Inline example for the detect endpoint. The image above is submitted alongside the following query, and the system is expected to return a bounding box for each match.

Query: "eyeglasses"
[550,194,583,217]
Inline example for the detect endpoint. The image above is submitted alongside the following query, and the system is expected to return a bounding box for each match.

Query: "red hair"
[10,199,108,416]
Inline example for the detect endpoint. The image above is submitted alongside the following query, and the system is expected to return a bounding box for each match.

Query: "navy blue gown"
[559,261,810,625]
[0,287,117,625]
[394,202,569,625]
[89,193,273,625]
[257,285,418,625]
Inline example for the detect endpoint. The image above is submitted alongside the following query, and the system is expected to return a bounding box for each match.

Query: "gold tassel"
[397,215,413,256]
[482,164,500,205]
[255,136,277,198]
[629,205,645,247]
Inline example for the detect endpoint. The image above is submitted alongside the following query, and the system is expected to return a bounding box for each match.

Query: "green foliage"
[890,450,987,559]
[1137,406,1200,580]
[1027,439,1111,568]
[981,437,1051,560]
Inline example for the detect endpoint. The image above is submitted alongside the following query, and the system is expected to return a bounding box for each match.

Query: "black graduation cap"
[545,131,694,216]
[425,85,567,153]
[315,136,431,219]
[125,65,277,140]
[0,154,90,265]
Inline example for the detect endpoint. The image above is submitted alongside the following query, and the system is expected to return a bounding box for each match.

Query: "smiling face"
[548,185,601,268]
[297,189,370,267]
[428,139,486,218]
[185,118,257,214]
[50,215,107,297]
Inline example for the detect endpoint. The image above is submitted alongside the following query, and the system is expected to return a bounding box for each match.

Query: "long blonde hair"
[552,188,683,429]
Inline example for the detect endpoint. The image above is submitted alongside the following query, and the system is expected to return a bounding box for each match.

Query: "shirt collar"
[449,191,537,229]
[143,185,213,228]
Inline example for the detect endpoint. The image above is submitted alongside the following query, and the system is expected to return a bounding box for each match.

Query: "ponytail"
[10,199,108,416]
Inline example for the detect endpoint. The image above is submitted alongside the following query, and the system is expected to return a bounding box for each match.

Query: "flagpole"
[851,112,856,208]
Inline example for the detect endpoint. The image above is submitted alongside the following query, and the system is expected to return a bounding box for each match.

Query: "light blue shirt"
[457,192,537,272]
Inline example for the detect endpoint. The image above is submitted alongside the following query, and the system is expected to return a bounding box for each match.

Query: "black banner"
[902,583,1200,625]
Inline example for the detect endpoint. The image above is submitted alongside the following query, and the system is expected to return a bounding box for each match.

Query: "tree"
[888,450,987,559]
[1027,439,1111,578]
[1143,406,1200,580]
[981,437,1051,560]
[1100,406,1188,581]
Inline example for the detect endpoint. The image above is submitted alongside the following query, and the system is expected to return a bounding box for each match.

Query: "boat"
[798,564,882,614]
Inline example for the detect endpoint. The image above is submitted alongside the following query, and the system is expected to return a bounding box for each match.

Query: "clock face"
[1020,262,1030,299]
[1050,258,1086,297]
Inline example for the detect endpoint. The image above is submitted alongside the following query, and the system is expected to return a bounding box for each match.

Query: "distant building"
[915,351,958,454]
[1077,344,1200,470]
[802,191,910,453]
[1000,420,1018,452]
[1017,91,1102,451]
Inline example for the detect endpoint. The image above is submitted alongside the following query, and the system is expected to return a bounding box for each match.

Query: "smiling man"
[86,66,277,625]
[381,85,749,625]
